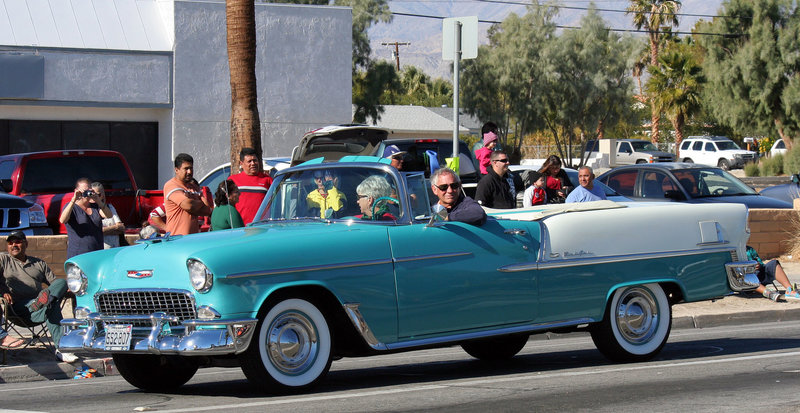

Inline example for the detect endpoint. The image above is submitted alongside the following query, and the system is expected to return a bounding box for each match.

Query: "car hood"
[0,192,33,208]
[687,194,792,208]
[760,183,800,204]
[71,221,392,292]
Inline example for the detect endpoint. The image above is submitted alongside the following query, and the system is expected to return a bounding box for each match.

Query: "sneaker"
[784,289,800,302]
[766,290,783,302]
[55,350,79,363]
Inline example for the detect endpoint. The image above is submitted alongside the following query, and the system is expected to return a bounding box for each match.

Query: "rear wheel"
[718,159,731,170]
[590,283,671,362]
[113,354,198,391]
[239,298,332,393]
[461,334,529,360]
[682,158,693,163]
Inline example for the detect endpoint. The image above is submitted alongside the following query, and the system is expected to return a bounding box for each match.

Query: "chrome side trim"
[393,251,473,263]
[386,318,595,351]
[696,240,729,246]
[226,258,394,279]
[343,303,385,350]
[499,246,736,272]
[342,303,593,352]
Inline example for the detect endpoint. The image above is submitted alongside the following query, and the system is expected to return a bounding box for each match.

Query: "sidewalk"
[2,259,800,384]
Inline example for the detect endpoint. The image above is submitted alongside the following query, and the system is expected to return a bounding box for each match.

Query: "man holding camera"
[59,177,110,259]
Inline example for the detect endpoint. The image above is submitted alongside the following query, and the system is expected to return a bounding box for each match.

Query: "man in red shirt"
[229,148,273,224]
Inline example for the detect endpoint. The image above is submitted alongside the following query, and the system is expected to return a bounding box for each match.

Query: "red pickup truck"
[0,150,165,234]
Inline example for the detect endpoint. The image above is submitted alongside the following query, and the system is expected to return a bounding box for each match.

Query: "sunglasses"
[435,183,461,191]
[493,158,510,163]
[392,155,404,160]
[357,194,369,199]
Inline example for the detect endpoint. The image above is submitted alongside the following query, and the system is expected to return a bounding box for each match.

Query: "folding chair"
[1,297,54,364]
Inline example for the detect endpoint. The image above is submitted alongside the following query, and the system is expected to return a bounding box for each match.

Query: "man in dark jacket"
[475,150,515,209]
[431,168,486,226]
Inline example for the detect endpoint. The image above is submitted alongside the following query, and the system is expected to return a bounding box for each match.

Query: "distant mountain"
[369,0,723,79]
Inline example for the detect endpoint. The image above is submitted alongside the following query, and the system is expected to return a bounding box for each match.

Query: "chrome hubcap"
[267,311,318,374]
[615,287,659,344]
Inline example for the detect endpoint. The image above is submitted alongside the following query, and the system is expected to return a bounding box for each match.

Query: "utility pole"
[381,42,411,70]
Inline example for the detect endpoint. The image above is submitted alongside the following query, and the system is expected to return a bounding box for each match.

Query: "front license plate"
[105,324,133,351]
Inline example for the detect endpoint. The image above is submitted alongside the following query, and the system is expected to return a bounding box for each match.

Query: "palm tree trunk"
[672,113,684,149]
[227,0,263,170]
[775,118,794,150]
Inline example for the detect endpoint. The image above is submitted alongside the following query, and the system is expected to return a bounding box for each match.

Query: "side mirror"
[427,204,448,227]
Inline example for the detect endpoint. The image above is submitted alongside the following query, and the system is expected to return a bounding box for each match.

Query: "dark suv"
[376,139,481,196]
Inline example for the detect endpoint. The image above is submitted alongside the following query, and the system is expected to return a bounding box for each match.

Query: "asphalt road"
[2,322,800,413]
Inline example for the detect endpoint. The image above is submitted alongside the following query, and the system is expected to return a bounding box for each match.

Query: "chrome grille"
[95,289,196,326]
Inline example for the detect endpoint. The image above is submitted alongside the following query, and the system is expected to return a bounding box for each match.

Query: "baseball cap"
[6,230,26,242]
[382,145,407,159]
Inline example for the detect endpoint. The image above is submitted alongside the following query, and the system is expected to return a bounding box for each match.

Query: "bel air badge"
[127,270,153,279]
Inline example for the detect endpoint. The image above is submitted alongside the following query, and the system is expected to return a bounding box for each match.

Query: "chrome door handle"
[504,228,527,236]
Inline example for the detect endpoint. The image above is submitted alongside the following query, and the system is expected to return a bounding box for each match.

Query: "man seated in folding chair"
[0,231,78,363]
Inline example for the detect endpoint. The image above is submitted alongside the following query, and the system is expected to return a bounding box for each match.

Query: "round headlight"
[187,259,213,293]
[66,263,87,296]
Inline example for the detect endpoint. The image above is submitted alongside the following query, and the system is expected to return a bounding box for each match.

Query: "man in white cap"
[382,145,407,170]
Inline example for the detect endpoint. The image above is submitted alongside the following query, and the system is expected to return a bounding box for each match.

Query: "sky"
[368,0,724,78]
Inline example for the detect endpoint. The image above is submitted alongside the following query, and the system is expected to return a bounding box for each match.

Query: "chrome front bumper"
[59,312,258,356]
[725,260,760,291]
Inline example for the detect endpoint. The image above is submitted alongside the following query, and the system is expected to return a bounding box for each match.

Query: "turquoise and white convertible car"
[59,157,759,393]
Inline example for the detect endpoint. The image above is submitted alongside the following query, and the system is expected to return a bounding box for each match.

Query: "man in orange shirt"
[163,153,212,235]
[229,147,272,224]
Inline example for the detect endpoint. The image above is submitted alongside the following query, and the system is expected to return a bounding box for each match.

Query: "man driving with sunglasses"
[475,150,516,209]
[431,167,486,226]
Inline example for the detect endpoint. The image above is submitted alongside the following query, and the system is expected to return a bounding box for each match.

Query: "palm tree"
[646,43,704,148]
[226,0,263,169]
[627,0,681,143]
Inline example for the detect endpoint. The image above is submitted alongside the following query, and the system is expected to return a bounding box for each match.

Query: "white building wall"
[0,0,353,186]
[172,1,353,180]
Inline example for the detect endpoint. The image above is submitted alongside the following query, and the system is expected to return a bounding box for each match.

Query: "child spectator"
[475,131,498,176]
[747,246,800,302]
[523,171,547,207]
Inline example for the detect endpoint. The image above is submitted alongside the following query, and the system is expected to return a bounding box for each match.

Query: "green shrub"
[744,162,760,177]
[784,141,800,175]
[759,154,783,176]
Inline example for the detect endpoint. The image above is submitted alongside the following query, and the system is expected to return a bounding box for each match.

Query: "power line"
[390,11,742,37]
[389,0,751,20]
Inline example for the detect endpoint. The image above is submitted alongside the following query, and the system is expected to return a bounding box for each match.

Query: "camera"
[82,190,95,197]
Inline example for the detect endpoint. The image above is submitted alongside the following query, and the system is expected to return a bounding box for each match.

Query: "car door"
[601,169,637,197]
[616,142,635,165]
[639,170,681,201]
[388,218,540,339]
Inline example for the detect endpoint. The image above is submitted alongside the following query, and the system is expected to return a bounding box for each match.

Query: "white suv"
[678,136,756,170]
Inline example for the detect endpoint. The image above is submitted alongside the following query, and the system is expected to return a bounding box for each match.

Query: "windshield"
[673,168,756,197]
[630,141,659,152]
[255,167,407,222]
[715,140,741,150]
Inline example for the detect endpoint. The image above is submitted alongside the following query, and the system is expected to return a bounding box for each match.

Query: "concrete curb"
[0,357,115,384]
[673,307,800,330]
